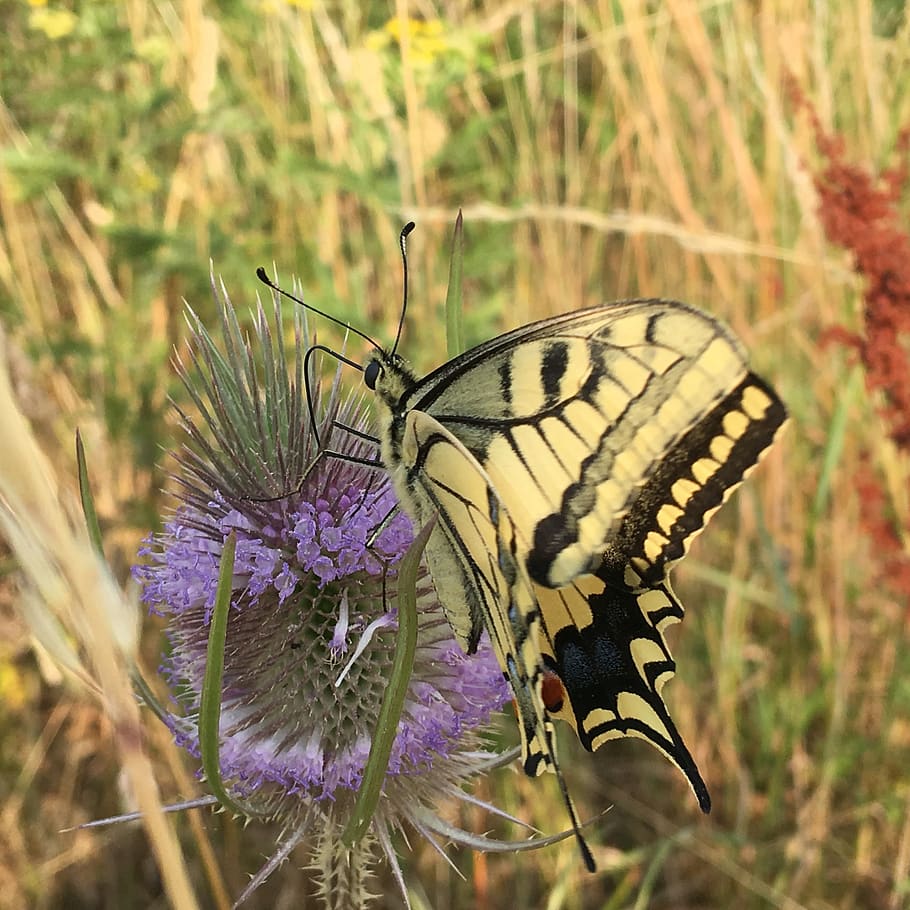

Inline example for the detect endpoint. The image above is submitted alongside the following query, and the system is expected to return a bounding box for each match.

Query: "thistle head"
[133,276,512,906]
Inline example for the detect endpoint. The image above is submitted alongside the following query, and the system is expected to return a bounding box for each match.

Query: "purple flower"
[133,277,512,906]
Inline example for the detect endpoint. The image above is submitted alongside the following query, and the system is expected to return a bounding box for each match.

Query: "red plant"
[792,83,910,603]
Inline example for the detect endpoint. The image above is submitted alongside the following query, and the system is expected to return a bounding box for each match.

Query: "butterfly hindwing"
[534,574,711,812]
[400,408,553,769]
[400,408,595,867]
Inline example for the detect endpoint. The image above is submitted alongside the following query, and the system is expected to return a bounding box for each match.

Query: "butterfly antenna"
[391,222,416,356]
[256,267,381,353]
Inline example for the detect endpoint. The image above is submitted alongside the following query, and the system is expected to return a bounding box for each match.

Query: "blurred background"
[1,1,908,907]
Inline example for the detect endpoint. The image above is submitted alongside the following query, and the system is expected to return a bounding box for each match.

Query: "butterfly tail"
[534,572,712,813]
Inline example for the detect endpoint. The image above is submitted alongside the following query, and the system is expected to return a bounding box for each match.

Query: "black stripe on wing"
[607,373,788,588]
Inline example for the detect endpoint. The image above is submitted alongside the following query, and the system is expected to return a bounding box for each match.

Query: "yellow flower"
[135,35,170,66]
[376,17,451,68]
[364,29,390,51]
[131,159,160,194]
[28,7,77,39]
[0,661,26,711]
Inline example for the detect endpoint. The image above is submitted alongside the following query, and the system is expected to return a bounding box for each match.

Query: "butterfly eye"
[364,359,382,390]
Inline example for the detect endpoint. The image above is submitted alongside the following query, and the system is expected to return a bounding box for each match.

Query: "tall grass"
[1,0,908,907]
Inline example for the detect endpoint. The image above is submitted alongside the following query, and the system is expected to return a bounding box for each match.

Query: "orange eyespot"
[541,668,565,713]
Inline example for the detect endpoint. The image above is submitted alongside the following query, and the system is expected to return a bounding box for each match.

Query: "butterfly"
[258,224,787,870]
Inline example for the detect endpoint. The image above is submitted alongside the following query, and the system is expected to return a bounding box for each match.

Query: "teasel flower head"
[133,276,515,907]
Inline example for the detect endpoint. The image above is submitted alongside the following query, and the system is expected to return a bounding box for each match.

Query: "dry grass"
[1,0,908,907]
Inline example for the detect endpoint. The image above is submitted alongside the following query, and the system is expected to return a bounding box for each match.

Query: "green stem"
[341,518,434,846]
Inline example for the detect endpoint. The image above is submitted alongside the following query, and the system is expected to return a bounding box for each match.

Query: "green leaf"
[75,429,104,558]
[77,430,172,721]
[808,365,862,561]
[199,531,265,818]
[129,666,173,727]
[444,210,465,358]
[341,517,434,847]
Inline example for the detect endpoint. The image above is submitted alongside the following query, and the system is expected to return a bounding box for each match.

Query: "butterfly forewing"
[604,371,788,589]
[397,300,759,590]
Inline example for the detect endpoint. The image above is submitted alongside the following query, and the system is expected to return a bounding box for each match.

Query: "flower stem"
[341,517,434,847]
[199,532,265,818]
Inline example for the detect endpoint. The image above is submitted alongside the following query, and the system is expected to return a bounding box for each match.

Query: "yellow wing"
[534,574,711,811]
[384,299,773,592]
[399,407,595,870]
[532,373,786,810]
[366,295,787,854]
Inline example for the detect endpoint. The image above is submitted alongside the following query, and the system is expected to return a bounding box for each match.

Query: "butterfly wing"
[375,296,786,839]
[399,407,554,768]
[531,371,787,810]
[399,407,595,869]
[534,574,711,811]
[599,372,787,588]
[400,299,784,590]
